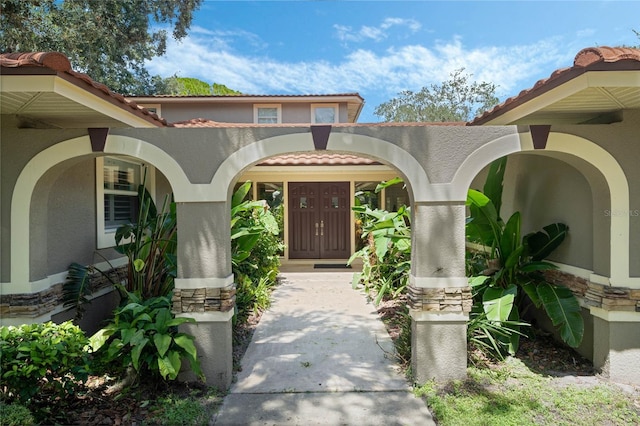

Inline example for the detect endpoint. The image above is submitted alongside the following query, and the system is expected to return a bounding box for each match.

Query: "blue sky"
[146,1,640,122]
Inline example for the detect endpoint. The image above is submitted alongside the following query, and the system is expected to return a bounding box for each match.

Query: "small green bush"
[0,321,90,404]
[0,402,35,426]
[89,292,203,381]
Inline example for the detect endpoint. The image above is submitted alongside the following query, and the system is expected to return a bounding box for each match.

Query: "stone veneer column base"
[410,311,468,384]
[178,311,233,390]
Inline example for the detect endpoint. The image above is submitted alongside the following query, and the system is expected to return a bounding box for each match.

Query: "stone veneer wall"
[544,270,640,312]
[0,266,126,319]
[408,286,473,313]
[171,285,236,314]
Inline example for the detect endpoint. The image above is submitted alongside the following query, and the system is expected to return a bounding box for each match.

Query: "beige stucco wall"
[1,128,86,282]
[153,102,349,124]
[552,110,640,277]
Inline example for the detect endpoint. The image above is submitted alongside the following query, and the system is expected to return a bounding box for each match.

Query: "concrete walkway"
[212,272,435,425]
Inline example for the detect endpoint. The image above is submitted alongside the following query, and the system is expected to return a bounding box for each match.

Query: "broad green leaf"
[375,177,404,193]
[154,308,172,334]
[153,333,172,357]
[482,284,517,322]
[500,212,521,264]
[469,275,490,288]
[131,337,149,371]
[232,181,252,208]
[482,156,507,220]
[537,282,584,348]
[523,223,569,261]
[520,281,542,308]
[174,334,197,361]
[466,189,501,247]
[519,261,558,273]
[88,328,113,352]
[157,355,176,380]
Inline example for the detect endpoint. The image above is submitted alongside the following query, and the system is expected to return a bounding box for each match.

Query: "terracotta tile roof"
[132,93,364,100]
[171,118,467,128]
[470,46,640,125]
[259,153,380,166]
[0,52,167,126]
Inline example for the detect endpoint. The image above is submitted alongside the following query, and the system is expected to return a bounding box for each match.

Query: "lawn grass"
[415,357,640,426]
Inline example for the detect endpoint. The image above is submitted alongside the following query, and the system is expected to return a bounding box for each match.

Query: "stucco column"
[591,308,640,385]
[409,201,471,383]
[173,201,234,390]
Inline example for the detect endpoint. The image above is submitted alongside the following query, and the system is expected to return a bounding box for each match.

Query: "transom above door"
[288,182,350,259]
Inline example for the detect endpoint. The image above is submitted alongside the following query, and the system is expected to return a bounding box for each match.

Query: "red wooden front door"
[288,182,350,259]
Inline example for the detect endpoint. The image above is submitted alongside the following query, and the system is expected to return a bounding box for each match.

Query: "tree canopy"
[162,77,242,96]
[0,0,202,95]
[374,69,499,122]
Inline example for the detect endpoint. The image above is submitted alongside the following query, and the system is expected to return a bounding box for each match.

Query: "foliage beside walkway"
[415,357,640,426]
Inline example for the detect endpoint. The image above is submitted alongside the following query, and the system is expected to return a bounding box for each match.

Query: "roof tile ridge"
[0,51,72,71]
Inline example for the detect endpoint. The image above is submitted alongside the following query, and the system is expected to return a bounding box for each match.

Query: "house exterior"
[128,92,408,263]
[1,47,639,389]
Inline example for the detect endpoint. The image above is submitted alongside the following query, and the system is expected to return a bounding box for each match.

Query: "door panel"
[289,183,319,258]
[289,182,350,259]
[320,183,350,259]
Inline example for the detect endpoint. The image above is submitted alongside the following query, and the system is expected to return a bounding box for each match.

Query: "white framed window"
[96,156,155,249]
[311,103,339,123]
[139,103,162,117]
[254,104,282,124]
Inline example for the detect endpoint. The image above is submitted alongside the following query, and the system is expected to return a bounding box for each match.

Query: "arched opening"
[7,135,180,329]
[465,131,627,364]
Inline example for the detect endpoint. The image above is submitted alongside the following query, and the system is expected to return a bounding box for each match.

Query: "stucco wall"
[553,110,640,276]
[153,102,350,124]
[503,154,594,271]
[1,128,86,282]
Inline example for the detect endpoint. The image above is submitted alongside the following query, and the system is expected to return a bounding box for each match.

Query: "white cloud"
[334,17,421,44]
[147,32,572,120]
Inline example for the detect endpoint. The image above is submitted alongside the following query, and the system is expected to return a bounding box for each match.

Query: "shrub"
[231,182,283,323]
[89,292,202,381]
[0,402,35,426]
[0,321,90,404]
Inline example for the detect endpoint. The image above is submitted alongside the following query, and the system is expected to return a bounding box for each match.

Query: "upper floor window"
[96,156,154,248]
[311,104,339,123]
[254,104,281,123]
[138,103,162,117]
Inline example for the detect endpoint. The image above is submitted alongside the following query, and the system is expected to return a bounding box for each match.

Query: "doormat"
[314,264,352,269]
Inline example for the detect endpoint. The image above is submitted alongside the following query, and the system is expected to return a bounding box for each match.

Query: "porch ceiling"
[472,47,640,126]
[0,52,165,129]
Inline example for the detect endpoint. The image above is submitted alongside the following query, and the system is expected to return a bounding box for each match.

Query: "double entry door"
[288,182,350,259]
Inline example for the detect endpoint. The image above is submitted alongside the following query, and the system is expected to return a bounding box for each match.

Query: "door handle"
[315,222,319,236]
[320,220,324,236]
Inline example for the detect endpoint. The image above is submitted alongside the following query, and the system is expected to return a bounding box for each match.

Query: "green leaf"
[466,189,501,247]
[524,223,569,261]
[232,181,252,208]
[88,328,113,352]
[131,337,149,371]
[537,282,584,348]
[482,284,517,322]
[519,261,558,273]
[157,351,181,380]
[133,259,145,272]
[500,212,521,264]
[153,333,172,357]
[482,157,507,220]
[174,334,197,361]
[375,177,404,193]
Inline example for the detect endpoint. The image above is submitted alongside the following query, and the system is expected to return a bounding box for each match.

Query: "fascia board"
[1,75,57,92]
